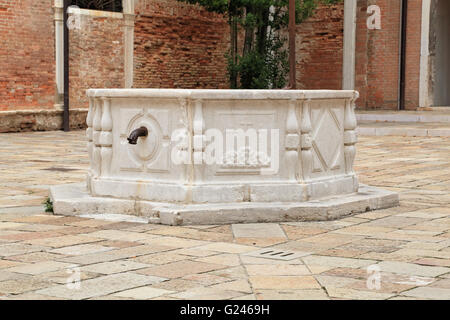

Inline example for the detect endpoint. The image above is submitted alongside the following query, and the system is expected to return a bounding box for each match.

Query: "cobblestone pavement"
[0,131,449,300]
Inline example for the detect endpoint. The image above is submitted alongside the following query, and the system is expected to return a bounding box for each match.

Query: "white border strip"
[67,7,124,19]
[419,0,431,108]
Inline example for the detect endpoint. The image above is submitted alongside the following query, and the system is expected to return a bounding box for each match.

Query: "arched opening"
[71,0,123,13]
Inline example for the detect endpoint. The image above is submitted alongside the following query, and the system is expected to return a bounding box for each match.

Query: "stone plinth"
[51,89,398,225]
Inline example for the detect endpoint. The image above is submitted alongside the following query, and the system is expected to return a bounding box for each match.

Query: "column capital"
[342,0,357,90]
[54,0,63,9]
[54,0,64,21]
[122,0,137,15]
[123,4,136,88]
[123,13,136,26]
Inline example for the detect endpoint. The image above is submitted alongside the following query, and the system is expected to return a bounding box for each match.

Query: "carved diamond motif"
[311,106,343,174]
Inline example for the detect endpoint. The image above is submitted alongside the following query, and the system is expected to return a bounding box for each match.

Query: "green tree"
[177,0,341,89]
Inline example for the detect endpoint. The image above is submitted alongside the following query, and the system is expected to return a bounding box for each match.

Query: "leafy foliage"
[178,0,341,89]
[43,197,54,213]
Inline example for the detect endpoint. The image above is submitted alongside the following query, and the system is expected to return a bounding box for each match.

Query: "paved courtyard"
[0,130,449,300]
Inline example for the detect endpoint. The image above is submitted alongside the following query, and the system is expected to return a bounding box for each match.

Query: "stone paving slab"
[245,264,311,276]
[356,110,450,123]
[402,287,450,300]
[232,223,287,238]
[112,287,174,300]
[0,243,50,257]
[0,131,449,300]
[137,260,226,279]
[194,253,241,267]
[375,261,450,278]
[58,244,175,265]
[255,289,329,300]
[249,276,321,290]
[5,261,75,275]
[358,122,450,137]
[167,287,244,300]
[35,272,166,300]
[81,261,151,275]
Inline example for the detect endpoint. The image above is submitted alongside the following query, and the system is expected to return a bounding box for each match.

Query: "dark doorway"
[72,0,123,12]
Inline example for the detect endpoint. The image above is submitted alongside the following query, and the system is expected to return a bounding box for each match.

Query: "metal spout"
[127,126,148,145]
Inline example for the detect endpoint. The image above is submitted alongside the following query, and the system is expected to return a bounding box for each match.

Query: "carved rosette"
[286,99,300,181]
[300,99,313,180]
[100,98,113,177]
[344,93,358,174]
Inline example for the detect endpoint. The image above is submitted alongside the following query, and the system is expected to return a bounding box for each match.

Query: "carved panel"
[210,108,278,176]
[309,100,345,179]
[118,107,171,173]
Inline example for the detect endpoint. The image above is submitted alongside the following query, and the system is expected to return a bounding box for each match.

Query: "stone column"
[54,0,64,108]
[86,97,94,191]
[342,0,357,90]
[344,93,358,176]
[123,0,136,88]
[93,99,103,177]
[419,0,431,108]
[193,99,205,185]
[300,99,312,181]
[100,98,113,177]
[193,100,205,166]
[286,99,300,182]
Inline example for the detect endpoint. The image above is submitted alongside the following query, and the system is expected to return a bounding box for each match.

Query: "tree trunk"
[243,6,254,56]
[229,15,238,88]
[256,7,270,56]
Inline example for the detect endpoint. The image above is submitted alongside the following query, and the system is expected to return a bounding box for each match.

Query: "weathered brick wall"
[355,0,422,110]
[0,0,55,111]
[0,0,425,118]
[296,3,344,90]
[355,0,369,108]
[356,0,401,110]
[133,0,230,89]
[404,0,422,110]
[69,11,124,109]
[297,0,423,109]
[134,1,345,91]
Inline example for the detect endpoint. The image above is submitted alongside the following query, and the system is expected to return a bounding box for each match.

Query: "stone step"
[356,110,450,123]
[357,122,450,137]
